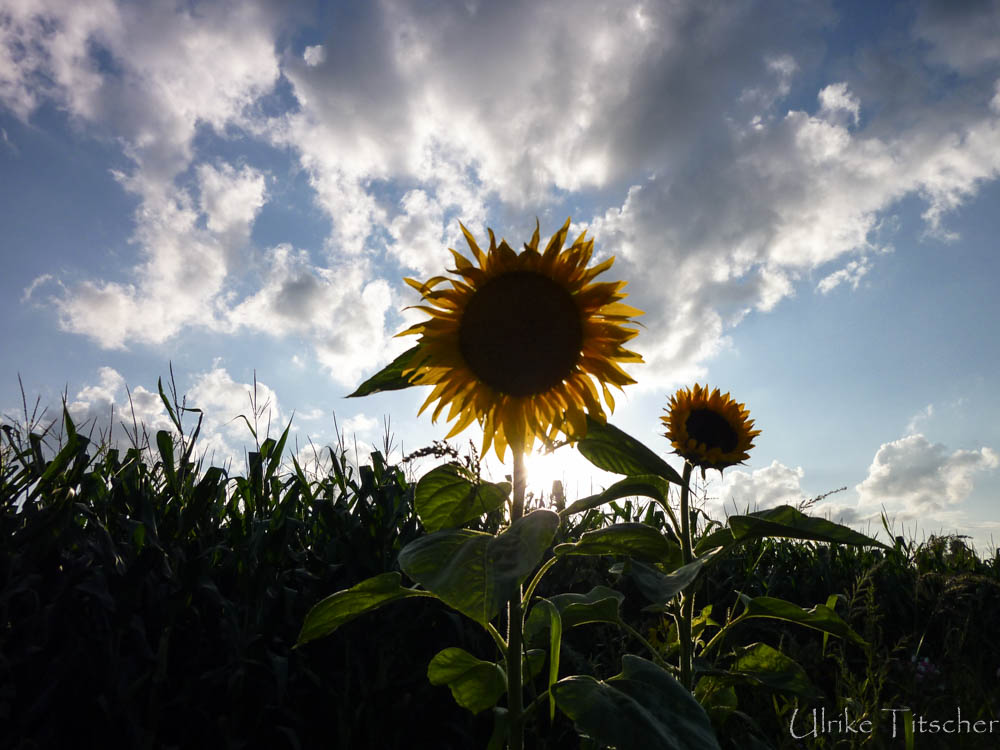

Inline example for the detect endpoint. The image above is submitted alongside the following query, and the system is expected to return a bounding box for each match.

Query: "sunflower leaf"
[524,585,624,647]
[728,505,889,549]
[554,523,680,565]
[551,655,722,750]
[296,572,431,646]
[560,474,673,517]
[415,463,510,533]
[427,647,507,714]
[527,599,563,721]
[693,526,736,556]
[578,417,685,485]
[398,510,560,625]
[347,345,426,397]
[736,595,866,647]
[627,557,710,607]
[726,643,822,700]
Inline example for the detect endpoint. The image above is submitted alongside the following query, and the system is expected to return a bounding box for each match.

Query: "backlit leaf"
[427,647,506,714]
[554,523,680,566]
[728,642,821,700]
[348,346,426,397]
[296,572,430,646]
[561,475,672,517]
[728,505,888,549]
[551,655,721,750]
[398,510,559,624]
[737,594,866,647]
[524,586,624,646]
[415,462,510,532]
[577,418,685,485]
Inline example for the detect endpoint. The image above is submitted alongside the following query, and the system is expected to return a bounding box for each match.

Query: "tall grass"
[2,382,999,749]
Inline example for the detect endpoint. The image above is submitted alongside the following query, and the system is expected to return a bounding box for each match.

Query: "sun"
[522,448,572,500]
[519,445,623,507]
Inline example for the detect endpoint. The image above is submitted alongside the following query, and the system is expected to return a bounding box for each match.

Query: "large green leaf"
[531,599,563,721]
[347,345,426,397]
[524,585,624,646]
[523,648,547,680]
[551,655,721,750]
[627,549,723,608]
[737,595,866,646]
[29,412,85,499]
[728,505,888,549]
[554,523,680,566]
[577,417,686,485]
[296,572,431,646]
[156,430,176,492]
[693,677,738,725]
[728,643,821,700]
[398,510,560,624]
[427,647,507,714]
[693,526,736,556]
[561,474,672,517]
[415,463,510,532]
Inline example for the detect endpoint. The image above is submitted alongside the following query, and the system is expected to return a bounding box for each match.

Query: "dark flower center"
[458,271,583,396]
[686,408,738,453]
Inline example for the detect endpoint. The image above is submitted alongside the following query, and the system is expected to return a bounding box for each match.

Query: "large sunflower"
[661,384,760,474]
[399,218,643,460]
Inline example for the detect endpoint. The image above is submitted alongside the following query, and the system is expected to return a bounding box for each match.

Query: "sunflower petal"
[392,219,643,459]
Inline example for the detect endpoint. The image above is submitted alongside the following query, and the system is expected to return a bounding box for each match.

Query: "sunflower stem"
[506,447,527,750]
[678,461,695,691]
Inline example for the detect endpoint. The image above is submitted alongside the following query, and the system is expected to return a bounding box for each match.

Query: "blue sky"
[2,0,999,549]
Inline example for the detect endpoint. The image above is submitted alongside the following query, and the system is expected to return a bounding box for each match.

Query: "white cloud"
[856,433,999,512]
[186,364,283,447]
[905,404,935,434]
[816,257,871,294]
[226,244,400,387]
[28,365,291,470]
[274,0,815,262]
[296,408,325,422]
[6,0,1000,398]
[709,461,874,529]
[715,460,808,515]
[0,0,117,121]
[739,54,799,116]
[818,82,861,127]
[54,162,268,348]
[0,0,279,177]
[303,44,325,67]
[70,366,125,411]
[914,0,1000,73]
[587,73,1000,389]
[386,189,446,275]
[342,413,379,439]
[197,163,267,242]
[20,274,55,303]
[2,0,283,349]
[0,125,17,154]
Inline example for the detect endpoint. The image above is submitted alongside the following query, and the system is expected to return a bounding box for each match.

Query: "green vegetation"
[2,385,999,749]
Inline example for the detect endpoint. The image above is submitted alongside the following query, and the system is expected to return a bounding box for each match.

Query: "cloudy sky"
[3,0,999,549]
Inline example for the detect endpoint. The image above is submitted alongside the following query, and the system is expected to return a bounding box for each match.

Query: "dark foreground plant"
[0,383,488,749]
[297,220,897,749]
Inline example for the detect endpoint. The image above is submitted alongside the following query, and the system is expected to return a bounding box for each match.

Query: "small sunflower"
[661,384,760,474]
[399,218,643,460]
